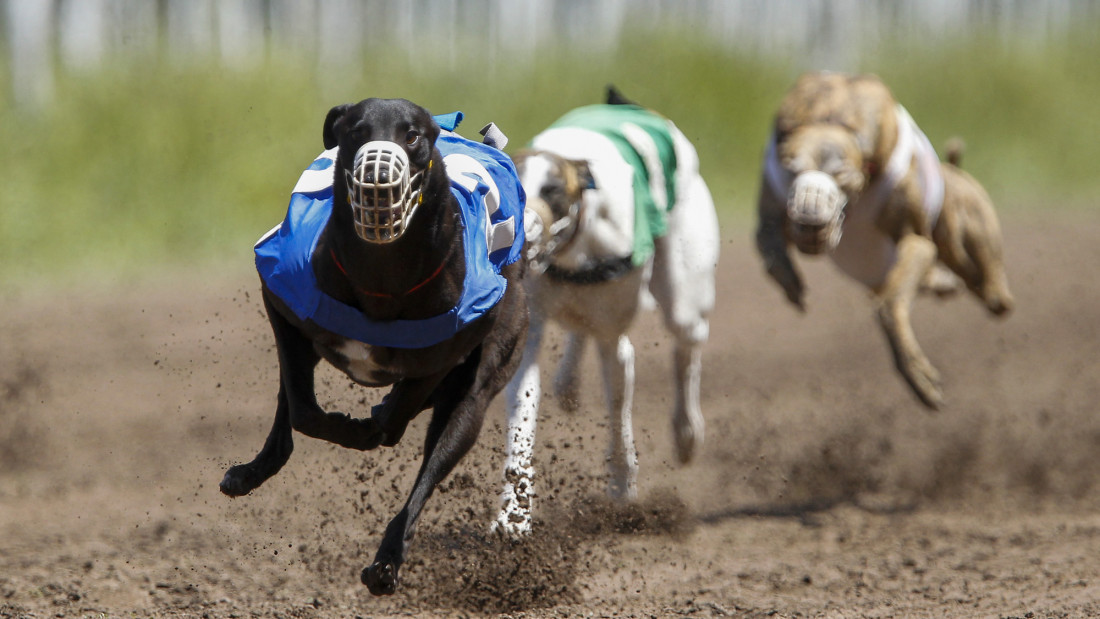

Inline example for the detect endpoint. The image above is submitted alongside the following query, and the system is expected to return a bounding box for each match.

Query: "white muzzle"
[345,140,426,243]
[787,170,846,255]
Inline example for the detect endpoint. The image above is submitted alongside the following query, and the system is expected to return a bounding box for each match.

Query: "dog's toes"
[362,561,399,596]
[985,291,1014,317]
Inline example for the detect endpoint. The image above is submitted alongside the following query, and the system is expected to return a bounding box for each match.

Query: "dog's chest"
[324,339,396,386]
[530,268,646,337]
[831,198,897,289]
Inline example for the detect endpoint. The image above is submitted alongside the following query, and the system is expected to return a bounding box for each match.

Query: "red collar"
[329,247,449,299]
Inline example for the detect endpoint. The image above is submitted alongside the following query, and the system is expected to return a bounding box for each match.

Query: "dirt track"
[2,210,1100,618]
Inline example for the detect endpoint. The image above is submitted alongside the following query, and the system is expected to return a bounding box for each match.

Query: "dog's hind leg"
[920,263,962,298]
[959,199,1014,316]
[363,350,484,595]
[363,284,528,595]
[372,372,451,448]
[936,167,1014,316]
[597,335,638,500]
[493,315,545,537]
[650,172,719,464]
[876,234,943,409]
[553,331,586,412]
[365,314,526,594]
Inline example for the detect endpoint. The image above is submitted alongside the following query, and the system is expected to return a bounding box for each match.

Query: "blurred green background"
[1,5,1098,290]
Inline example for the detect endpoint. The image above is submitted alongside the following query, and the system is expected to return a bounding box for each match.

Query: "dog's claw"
[362,561,399,596]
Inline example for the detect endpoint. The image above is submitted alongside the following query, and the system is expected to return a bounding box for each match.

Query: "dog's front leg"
[493,315,545,537]
[876,234,943,409]
[221,297,329,496]
[264,302,386,451]
[597,335,638,500]
[756,188,806,311]
[370,372,450,448]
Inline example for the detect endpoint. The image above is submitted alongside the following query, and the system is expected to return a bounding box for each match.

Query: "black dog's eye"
[405,131,420,146]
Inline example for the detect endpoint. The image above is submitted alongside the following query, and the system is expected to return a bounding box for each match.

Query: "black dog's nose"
[363,167,389,184]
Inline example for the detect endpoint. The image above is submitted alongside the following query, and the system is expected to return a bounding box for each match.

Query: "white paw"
[673,411,705,464]
[491,509,532,538]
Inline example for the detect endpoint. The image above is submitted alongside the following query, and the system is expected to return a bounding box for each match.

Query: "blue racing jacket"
[254,112,525,349]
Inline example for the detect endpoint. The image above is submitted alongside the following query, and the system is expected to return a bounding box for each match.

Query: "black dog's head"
[323,98,446,244]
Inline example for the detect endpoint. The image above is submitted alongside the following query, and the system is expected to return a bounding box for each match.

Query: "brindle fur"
[756,72,1013,409]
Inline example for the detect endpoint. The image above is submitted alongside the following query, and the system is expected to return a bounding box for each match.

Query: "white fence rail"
[3,0,1097,108]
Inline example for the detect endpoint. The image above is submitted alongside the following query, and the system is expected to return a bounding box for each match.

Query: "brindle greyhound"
[756,72,1013,409]
[219,98,527,595]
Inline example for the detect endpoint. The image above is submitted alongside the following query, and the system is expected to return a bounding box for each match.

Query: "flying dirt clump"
[403,490,695,613]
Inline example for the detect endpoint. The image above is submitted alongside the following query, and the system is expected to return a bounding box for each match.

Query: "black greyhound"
[220,98,527,595]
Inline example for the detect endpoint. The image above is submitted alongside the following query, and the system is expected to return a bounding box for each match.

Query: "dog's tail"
[606,84,638,106]
[943,137,965,167]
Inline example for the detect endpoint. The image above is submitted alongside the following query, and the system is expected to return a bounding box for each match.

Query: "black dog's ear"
[323,104,352,149]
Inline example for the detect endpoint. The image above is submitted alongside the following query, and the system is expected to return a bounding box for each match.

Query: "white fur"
[336,340,390,385]
[493,123,719,537]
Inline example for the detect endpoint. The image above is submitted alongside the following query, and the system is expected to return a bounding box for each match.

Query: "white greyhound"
[494,89,720,536]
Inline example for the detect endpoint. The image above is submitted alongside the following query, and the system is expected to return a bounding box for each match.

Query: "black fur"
[220,98,527,596]
[605,84,637,106]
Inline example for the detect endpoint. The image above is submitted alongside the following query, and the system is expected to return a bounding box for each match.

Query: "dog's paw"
[490,518,532,543]
[673,418,702,464]
[784,285,806,313]
[983,287,1014,317]
[903,357,943,410]
[553,376,581,413]
[555,391,581,413]
[352,418,387,450]
[361,561,399,596]
[492,499,534,539]
[219,464,262,497]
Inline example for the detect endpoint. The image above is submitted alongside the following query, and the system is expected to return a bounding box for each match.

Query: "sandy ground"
[2,209,1100,618]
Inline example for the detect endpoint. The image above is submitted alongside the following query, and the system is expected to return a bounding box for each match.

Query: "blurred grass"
[0,27,1097,288]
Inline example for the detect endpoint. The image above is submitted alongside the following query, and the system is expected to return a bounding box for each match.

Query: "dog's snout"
[347,140,424,243]
[364,167,389,185]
